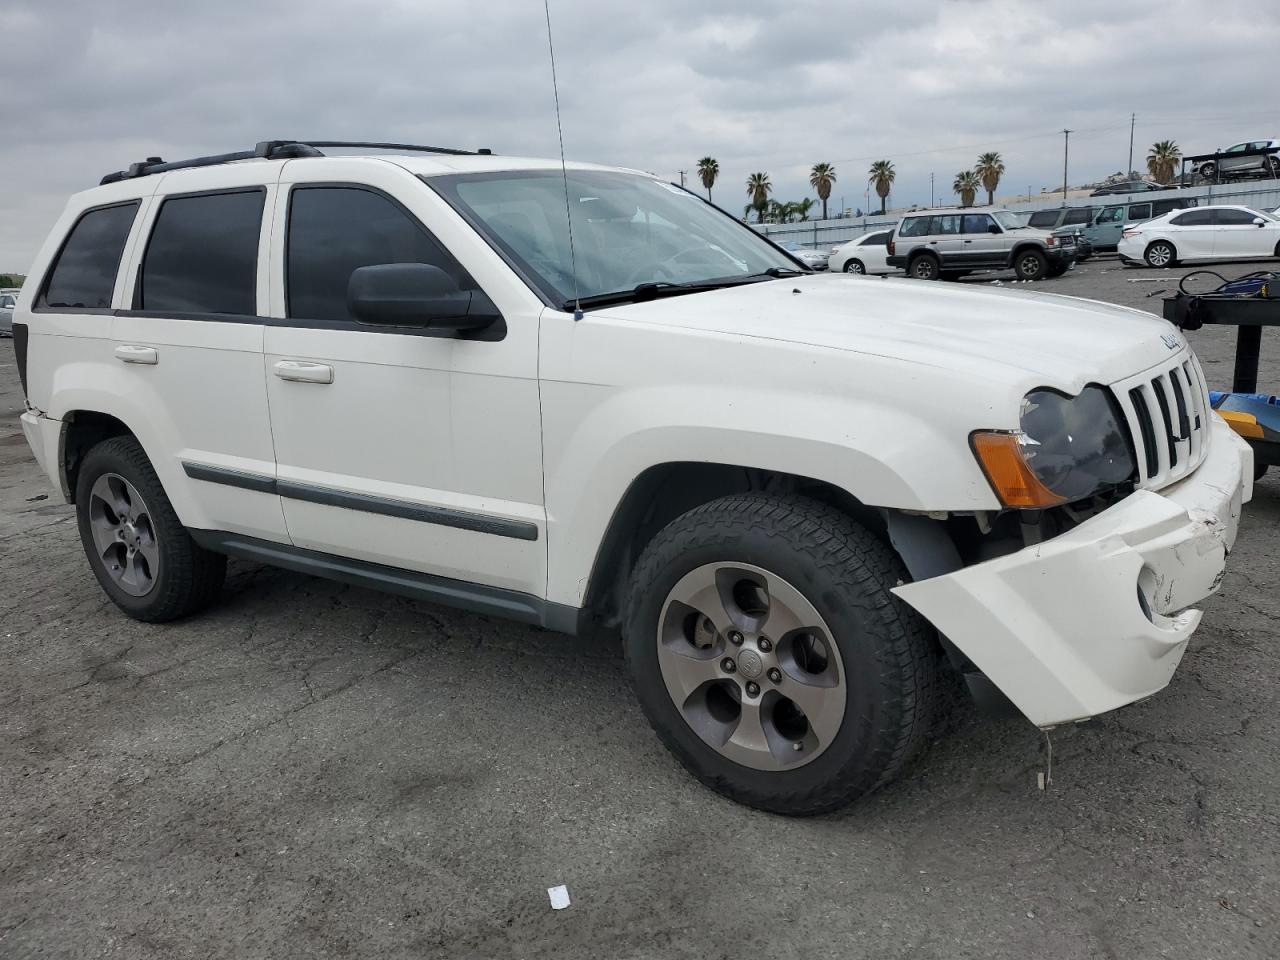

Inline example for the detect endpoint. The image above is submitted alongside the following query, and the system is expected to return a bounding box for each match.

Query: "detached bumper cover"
[893,418,1253,727]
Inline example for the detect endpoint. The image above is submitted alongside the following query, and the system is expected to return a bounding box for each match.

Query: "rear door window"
[38,202,140,310]
[961,214,994,234]
[932,215,962,235]
[1215,208,1260,225]
[1170,210,1214,226]
[1027,211,1059,229]
[139,190,264,315]
[865,231,890,245]
[286,186,467,322]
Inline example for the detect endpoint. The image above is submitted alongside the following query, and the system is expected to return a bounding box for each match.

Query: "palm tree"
[809,163,837,220]
[794,198,816,221]
[746,172,772,223]
[1147,140,1181,185]
[953,170,981,207]
[975,151,1005,206]
[697,157,719,201]
[868,160,895,214]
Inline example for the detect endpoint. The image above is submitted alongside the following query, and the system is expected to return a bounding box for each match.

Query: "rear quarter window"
[1027,211,1060,229]
[38,201,140,310]
[897,217,932,238]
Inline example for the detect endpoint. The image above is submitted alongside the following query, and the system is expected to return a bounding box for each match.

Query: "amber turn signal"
[970,431,1068,509]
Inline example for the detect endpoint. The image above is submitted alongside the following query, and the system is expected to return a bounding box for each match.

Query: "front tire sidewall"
[624,499,927,813]
[1014,249,1047,280]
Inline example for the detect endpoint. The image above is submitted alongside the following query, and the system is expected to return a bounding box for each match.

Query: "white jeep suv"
[13,140,1254,814]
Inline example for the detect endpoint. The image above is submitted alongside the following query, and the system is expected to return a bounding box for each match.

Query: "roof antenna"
[543,0,582,321]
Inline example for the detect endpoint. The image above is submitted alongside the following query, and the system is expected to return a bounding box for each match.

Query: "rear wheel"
[1199,161,1217,181]
[909,254,940,280]
[75,436,226,622]
[843,259,866,274]
[1144,241,1177,268]
[1014,249,1047,281]
[623,494,938,815]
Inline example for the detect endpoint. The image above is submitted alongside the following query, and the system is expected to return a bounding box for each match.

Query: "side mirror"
[1254,217,1267,227]
[988,224,1001,234]
[347,263,499,333]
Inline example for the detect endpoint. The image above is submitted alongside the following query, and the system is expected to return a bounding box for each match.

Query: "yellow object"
[1217,409,1265,439]
[971,432,1068,508]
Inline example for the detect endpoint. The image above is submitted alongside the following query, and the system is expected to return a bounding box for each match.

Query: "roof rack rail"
[99,139,494,185]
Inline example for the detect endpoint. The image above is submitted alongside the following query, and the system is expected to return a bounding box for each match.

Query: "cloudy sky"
[2,0,1278,271]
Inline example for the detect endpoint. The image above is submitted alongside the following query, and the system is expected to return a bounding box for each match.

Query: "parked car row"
[0,290,19,338]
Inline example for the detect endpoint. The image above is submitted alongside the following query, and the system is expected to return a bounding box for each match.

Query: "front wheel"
[843,259,866,274]
[1199,162,1217,181]
[75,436,226,622]
[1014,249,1047,281]
[623,494,938,815]
[1144,241,1177,268]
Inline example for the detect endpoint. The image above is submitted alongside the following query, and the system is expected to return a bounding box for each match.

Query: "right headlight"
[971,386,1136,508]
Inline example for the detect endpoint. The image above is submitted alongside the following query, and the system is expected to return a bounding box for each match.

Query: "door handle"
[274,360,334,384]
[963,240,973,244]
[115,345,158,365]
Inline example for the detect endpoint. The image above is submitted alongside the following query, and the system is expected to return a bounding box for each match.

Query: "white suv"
[14,140,1254,814]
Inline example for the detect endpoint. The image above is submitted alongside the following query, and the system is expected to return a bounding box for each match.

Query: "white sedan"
[827,229,897,274]
[1118,205,1280,267]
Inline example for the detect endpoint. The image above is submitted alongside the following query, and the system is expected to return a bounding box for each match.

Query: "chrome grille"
[1112,352,1210,489]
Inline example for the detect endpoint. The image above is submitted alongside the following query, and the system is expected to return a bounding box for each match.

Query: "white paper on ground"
[548,884,571,910]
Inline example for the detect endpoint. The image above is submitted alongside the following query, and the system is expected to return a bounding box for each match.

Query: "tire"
[1198,162,1216,181]
[908,254,940,280]
[843,259,865,274]
[1046,263,1069,278]
[1268,157,1280,177]
[623,494,938,815]
[1256,463,1269,482]
[75,436,226,622]
[1013,248,1047,281]
[939,271,968,281]
[1144,241,1177,268]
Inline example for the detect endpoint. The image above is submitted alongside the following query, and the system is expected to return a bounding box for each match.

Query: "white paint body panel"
[827,232,896,274]
[1118,205,1280,263]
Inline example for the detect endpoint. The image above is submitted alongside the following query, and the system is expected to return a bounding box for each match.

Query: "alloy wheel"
[87,473,160,596]
[844,260,865,274]
[1147,243,1173,268]
[655,562,846,771]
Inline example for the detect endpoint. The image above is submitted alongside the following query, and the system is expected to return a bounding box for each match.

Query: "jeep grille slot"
[1112,352,1209,490]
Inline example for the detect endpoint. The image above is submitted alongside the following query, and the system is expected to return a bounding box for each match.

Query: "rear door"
[112,167,287,542]
[957,213,1003,266]
[927,214,964,266]
[1167,209,1217,260]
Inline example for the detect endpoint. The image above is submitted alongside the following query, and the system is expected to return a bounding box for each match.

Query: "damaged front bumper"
[893,417,1253,727]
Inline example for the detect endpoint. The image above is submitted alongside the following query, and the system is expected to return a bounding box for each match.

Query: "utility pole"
[930,172,934,207]
[1128,113,1136,177]
[1062,129,1072,201]
[678,170,686,188]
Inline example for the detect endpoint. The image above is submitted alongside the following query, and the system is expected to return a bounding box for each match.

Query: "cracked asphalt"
[2,255,1278,959]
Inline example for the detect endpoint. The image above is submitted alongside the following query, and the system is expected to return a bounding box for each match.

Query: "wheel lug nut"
[745,681,760,697]
[768,668,782,684]
[792,742,803,752]
[721,657,736,673]
[758,636,772,652]
[728,631,743,646]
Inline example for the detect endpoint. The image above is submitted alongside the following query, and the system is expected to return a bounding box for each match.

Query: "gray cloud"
[2,0,1278,269]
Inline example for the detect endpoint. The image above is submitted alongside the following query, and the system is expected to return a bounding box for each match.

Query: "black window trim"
[281,180,506,342]
[126,184,267,320]
[34,198,142,315]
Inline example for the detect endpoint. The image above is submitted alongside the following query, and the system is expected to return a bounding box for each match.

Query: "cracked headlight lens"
[972,386,1136,508]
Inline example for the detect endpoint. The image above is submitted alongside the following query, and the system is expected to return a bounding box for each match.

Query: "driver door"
[262,159,546,597]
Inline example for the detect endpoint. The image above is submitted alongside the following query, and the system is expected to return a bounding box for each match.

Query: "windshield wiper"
[564,269,801,312]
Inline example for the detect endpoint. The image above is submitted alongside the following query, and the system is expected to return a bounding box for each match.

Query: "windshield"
[428,170,799,307]
[992,211,1025,229]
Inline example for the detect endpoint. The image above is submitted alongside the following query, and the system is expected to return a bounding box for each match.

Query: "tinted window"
[1153,199,1192,216]
[1065,208,1093,225]
[39,202,138,310]
[1096,206,1124,224]
[1171,210,1214,226]
[932,215,962,235]
[1027,211,1059,229]
[288,186,465,322]
[1216,208,1261,225]
[898,216,931,238]
[961,214,993,234]
[141,190,263,315]
[865,231,891,246]
[1127,203,1152,221]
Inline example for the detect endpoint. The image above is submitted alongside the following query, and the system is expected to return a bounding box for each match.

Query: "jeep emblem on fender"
[1161,333,1181,350]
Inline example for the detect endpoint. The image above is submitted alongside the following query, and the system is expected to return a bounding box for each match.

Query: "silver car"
[1197,139,1280,181]
[779,241,830,271]
[0,293,16,338]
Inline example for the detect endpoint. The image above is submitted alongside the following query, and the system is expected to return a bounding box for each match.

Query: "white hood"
[595,274,1182,391]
